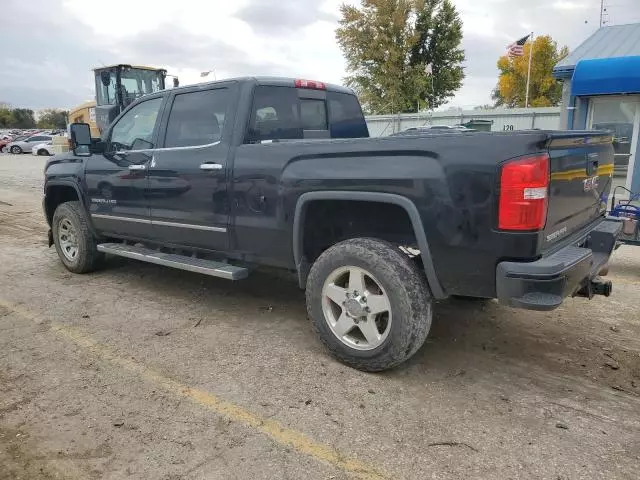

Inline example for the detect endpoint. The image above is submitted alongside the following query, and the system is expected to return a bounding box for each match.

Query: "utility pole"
[600,0,606,28]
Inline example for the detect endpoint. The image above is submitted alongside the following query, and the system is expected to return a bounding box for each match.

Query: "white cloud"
[553,1,588,10]
[2,0,639,110]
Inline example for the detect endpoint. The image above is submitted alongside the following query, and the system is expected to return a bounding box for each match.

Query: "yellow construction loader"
[70,64,178,136]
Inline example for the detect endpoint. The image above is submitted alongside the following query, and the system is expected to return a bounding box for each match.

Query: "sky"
[1,0,639,111]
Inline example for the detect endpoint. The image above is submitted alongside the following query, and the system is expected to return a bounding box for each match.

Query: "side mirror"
[69,123,92,156]
[173,77,180,88]
[100,71,111,87]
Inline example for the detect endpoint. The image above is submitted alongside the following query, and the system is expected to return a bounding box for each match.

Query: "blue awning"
[571,56,640,96]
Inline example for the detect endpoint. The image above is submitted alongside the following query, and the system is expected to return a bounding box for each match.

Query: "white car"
[6,134,53,154]
[32,142,54,156]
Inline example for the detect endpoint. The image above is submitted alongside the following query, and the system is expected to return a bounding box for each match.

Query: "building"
[365,107,560,137]
[553,23,640,194]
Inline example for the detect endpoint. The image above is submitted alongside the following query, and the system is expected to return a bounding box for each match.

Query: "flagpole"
[525,32,534,108]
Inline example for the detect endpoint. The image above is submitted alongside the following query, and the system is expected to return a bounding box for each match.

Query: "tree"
[336,0,465,114]
[37,109,69,129]
[493,35,569,108]
[10,109,36,129]
[0,108,14,128]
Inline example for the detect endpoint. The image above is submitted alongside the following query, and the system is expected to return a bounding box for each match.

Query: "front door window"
[109,97,163,152]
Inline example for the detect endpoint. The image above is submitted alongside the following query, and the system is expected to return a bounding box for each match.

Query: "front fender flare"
[45,180,98,237]
[292,191,445,299]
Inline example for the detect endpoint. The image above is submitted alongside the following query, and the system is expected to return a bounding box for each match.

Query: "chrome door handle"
[128,164,146,171]
[200,163,223,171]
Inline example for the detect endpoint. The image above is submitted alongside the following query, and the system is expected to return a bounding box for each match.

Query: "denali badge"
[546,226,568,242]
[583,176,599,192]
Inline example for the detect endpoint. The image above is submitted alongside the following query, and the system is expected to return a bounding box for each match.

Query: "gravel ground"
[1,152,639,480]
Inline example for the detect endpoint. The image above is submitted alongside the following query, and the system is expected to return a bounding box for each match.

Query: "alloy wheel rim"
[321,266,392,351]
[58,218,79,262]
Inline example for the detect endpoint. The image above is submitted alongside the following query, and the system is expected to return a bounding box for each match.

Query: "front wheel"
[52,201,104,273]
[37,149,49,156]
[306,238,432,372]
[10,145,22,154]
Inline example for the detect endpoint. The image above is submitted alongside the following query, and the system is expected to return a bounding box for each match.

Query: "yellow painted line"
[0,298,387,480]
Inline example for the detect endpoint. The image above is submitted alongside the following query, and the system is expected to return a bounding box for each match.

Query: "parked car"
[1,135,26,153]
[6,134,53,154]
[44,76,621,372]
[32,142,54,156]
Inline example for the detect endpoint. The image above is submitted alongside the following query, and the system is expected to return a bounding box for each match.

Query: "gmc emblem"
[583,176,599,192]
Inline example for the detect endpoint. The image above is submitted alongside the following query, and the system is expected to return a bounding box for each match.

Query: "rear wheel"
[306,238,432,372]
[52,201,103,273]
[10,145,22,154]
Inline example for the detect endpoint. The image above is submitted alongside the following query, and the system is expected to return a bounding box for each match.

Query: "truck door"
[147,84,235,252]
[85,96,164,238]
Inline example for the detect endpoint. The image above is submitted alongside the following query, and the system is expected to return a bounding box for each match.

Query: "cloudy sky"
[1,0,639,111]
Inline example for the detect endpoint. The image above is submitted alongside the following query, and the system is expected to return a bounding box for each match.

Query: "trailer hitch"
[574,276,613,299]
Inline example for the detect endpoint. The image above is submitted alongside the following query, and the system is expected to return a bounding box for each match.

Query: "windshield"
[120,69,163,106]
[95,67,164,107]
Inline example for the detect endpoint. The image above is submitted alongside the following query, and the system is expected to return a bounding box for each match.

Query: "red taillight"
[295,79,326,90]
[498,153,549,231]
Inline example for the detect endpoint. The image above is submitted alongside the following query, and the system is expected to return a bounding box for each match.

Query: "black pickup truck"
[44,77,621,371]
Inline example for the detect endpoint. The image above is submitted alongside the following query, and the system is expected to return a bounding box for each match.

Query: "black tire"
[37,149,49,156]
[52,201,104,273]
[306,238,432,372]
[10,145,22,154]
[0,146,5,153]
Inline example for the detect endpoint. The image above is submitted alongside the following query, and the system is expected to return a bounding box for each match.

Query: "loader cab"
[93,64,168,135]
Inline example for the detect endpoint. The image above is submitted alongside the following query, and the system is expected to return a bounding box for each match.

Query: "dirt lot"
[1,152,639,480]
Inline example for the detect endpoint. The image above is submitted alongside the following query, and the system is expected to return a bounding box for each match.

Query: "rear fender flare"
[292,191,445,299]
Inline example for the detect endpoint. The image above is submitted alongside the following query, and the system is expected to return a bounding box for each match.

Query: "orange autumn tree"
[492,35,569,108]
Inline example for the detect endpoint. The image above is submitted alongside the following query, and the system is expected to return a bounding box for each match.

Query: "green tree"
[493,35,569,108]
[336,0,465,114]
[10,109,36,129]
[0,108,14,128]
[37,109,69,129]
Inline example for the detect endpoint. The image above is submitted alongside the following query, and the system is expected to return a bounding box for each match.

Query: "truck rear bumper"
[496,219,622,311]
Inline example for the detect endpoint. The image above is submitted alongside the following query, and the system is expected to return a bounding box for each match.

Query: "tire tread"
[306,238,432,372]
[52,201,103,274]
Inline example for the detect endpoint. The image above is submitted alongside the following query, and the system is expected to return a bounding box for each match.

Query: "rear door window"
[164,88,229,148]
[328,92,369,138]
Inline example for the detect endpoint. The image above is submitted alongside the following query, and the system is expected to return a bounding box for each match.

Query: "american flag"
[507,34,530,57]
